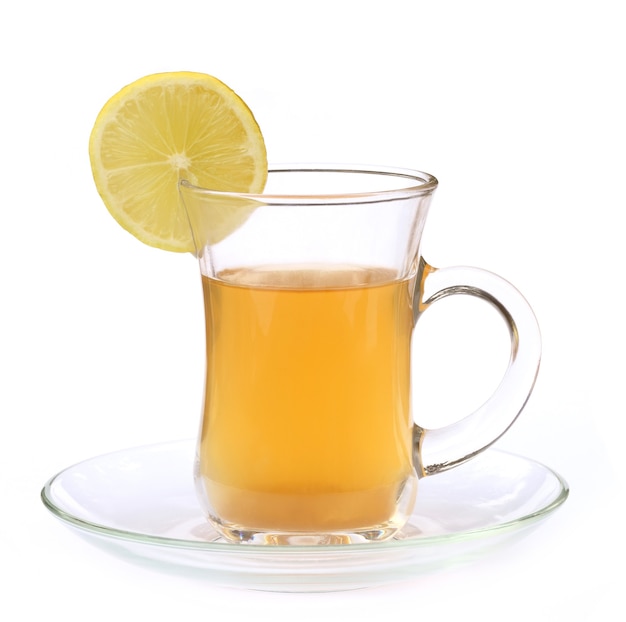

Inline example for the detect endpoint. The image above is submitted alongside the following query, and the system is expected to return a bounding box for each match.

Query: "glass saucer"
[41,439,568,592]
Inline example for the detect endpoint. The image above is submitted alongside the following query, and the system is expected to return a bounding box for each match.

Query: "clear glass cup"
[179,164,541,545]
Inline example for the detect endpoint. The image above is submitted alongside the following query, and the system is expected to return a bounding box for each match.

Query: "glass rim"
[179,163,438,204]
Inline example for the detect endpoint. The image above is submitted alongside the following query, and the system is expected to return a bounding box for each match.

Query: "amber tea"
[196,265,418,536]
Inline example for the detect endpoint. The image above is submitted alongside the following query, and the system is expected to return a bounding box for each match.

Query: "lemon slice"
[89,71,267,252]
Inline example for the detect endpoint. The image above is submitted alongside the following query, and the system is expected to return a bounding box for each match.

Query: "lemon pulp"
[89,71,267,252]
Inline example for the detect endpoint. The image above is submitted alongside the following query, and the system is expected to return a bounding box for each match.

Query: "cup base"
[202,474,419,545]
[210,518,406,545]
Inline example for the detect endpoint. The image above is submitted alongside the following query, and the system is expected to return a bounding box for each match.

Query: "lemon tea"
[196,265,418,538]
[183,165,542,545]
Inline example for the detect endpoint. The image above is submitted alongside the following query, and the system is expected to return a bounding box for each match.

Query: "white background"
[2,1,624,620]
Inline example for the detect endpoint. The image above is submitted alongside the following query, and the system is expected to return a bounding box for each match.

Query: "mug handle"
[412,258,542,477]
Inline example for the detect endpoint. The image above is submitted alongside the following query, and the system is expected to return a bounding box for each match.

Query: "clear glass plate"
[41,440,568,592]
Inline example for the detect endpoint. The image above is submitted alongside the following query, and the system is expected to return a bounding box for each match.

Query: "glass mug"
[179,165,541,545]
